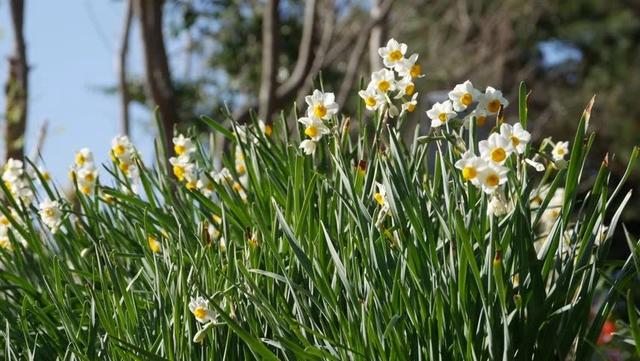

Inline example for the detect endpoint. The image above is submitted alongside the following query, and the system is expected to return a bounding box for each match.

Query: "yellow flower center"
[485,174,499,187]
[84,172,95,182]
[236,164,246,175]
[75,154,86,167]
[113,144,126,156]
[264,124,273,136]
[410,64,421,78]
[550,209,560,218]
[186,181,197,190]
[0,239,11,250]
[511,136,520,147]
[213,215,222,224]
[556,148,566,156]
[313,104,327,118]
[44,208,55,218]
[490,148,506,163]
[173,165,185,181]
[378,80,390,92]
[232,182,242,192]
[389,50,403,61]
[407,103,416,112]
[405,84,415,96]
[42,171,51,181]
[462,166,477,180]
[148,236,161,253]
[305,126,319,139]
[80,186,91,195]
[487,99,501,113]
[174,144,186,156]
[460,93,473,106]
[476,116,487,127]
[119,162,130,173]
[531,196,542,206]
[0,216,9,226]
[365,97,377,107]
[374,193,385,206]
[438,113,448,122]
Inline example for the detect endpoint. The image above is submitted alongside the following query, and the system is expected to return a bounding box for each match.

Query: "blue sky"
[0,0,161,182]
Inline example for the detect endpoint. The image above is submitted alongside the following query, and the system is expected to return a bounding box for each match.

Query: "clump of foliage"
[0,39,639,360]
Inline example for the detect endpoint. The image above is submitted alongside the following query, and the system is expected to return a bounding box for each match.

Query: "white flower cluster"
[455,122,531,194]
[2,159,34,204]
[111,135,140,186]
[169,133,248,202]
[70,148,98,195]
[298,89,339,155]
[427,80,508,129]
[38,199,62,233]
[169,134,198,190]
[360,39,424,117]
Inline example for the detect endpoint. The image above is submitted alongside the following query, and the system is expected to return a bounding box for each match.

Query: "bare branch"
[30,119,49,161]
[234,0,318,124]
[258,0,280,123]
[338,0,394,106]
[118,0,134,136]
[296,0,336,104]
[276,0,317,99]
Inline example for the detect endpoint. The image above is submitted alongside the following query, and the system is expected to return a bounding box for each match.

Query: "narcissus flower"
[212,168,232,184]
[148,236,161,253]
[169,155,195,182]
[358,86,386,111]
[397,54,423,79]
[111,135,133,158]
[479,86,509,115]
[370,69,396,94]
[71,148,99,195]
[401,93,419,116]
[373,182,390,213]
[455,151,487,185]
[499,123,531,154]
[299,140,317,155]
[427,100,456,128]
[467,107,489,127]
[394,77,415,99]
[258,120,272,137]
[552,141,569,161]
[173,134,196,156]
[540,188,565,231]
[39,200,62,232]
[488,192,511,217]
[196,173,215,197]
[74,148,94,168]
[189,296,216,323]
[305,90,338,121]
[298,117,331,141]
[378,38,407,70]
[448,80,482,112]
[479,133,512,165]
[478,164,508,194]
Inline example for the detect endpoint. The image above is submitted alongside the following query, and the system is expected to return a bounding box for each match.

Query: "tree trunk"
[5,0,28,161]
[258,0,280,123]
[135,0,178,158]
[118,0,134,136]
[368,0,386,72]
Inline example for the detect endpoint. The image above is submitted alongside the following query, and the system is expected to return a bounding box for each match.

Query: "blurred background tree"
[3,0,640,249]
